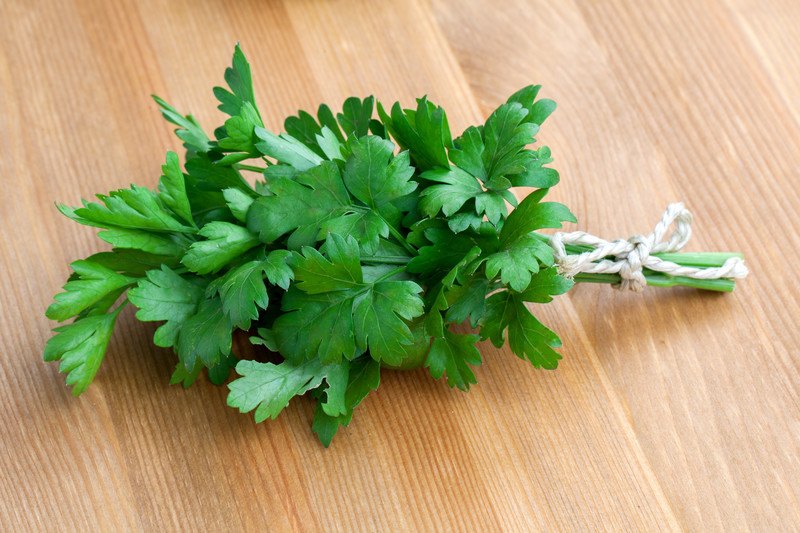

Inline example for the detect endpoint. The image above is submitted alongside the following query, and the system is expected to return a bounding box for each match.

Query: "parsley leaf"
[506,84,557,126]
[418,166,482,218]
[214,43,259,119]
[151,95,211,155]
[378,97,452,170]
[273,234,424,365]
[518,267,574,303]
[97,228,187,256]
[175,297,233,369]
[157,151,195,226]
[499,189,576,246]
[227,358,339,422]
[46,261,135,321]
[484,235,554,292]
[248,140,415,253]
[254,127,324,171]
[60,185,196,233]
[425,330,482,391]
[312,356,380,447]
[481,292,562,369]
[127,265,206,348]
[206,250,292,330]
[182,222,260,274]
[44,305,124,395]
[343,136,416,208]
[247,161,349,247]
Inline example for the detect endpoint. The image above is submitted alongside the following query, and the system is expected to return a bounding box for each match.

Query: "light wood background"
[1,0,798,530]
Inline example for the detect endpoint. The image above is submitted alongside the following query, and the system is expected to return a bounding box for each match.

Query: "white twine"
[549,203,749,291]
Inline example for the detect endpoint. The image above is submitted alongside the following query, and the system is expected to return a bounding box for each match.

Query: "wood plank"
[432,0,800,529]
[0,0,796,530]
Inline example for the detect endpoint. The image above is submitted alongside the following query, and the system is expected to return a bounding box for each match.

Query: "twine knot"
[549,203,749,292]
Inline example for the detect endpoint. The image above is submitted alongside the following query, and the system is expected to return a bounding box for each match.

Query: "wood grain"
[0,0,797,530]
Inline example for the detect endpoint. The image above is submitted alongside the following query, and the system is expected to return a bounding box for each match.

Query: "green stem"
[650,252,742,268]
[530,232,742,292]
[361,255,411,265]
[352,205,417,256]
[573,272,735,292]
[234,163,267,173]
[384,220,417,255]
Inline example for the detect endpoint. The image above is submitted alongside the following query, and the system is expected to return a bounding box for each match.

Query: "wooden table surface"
[2,0,798,530]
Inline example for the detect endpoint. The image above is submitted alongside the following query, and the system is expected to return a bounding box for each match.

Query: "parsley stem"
[233,163,267,173]
[385,221,417,255]
[351,205,417,255]
[573,272,735,292]
[530,232,742,292]
[361,255,411,265]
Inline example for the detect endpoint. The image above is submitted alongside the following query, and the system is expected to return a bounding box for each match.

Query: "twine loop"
[550,203,749,291]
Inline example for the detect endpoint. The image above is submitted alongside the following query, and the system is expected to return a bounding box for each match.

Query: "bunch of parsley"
[44,45,587,445]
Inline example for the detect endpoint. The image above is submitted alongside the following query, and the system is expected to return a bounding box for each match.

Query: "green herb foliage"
[44,45,575,445]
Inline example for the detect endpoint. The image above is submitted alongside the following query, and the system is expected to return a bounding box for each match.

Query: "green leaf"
[484,235,554,292]
[128,265,206,348]
[184,153,253,194]
[182,222,260,275]
[275,289,358,363]
[97,228,187,256]
[64,185,196,233]
[445,277,490,327]
[418,166,482,217]
[254,127,323,171]
[343,136,417,208]
[216,102,263,154]
[214,43,259,119]
[249,328,277,351]
[320,209,387,255]
[157,151,194,226]
[499,189,576,246]
[208,353,238,385]
[170,358,202,388]
[449,126,486,179]
[152,95,211,154]
[227,358,335,422]
[509,146,559,189]
[247,161,349,247]
[481,292,562,369]
[338,96,375,139]
[273,234,424,365]
[312,357,380,446]
[407,232,479,278]
[311,405,341,448]
[46,261,135,322]
[320,362,349,416]
[263,250,294,290]
[222,187,254,223]
[316,126,344,160]
[207,260,269,329]
[482,102,540,182]
[425,330,482,391]
[378,97,452,170]
[292,234,362,294]
[81,249,180,277]
[175,297,233,369]
[43,305,123,395]
[285,109,326,156]
[518,267,574,303]
[506,84,556,126]
[352,279,425,365]
[283,96,374,158]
